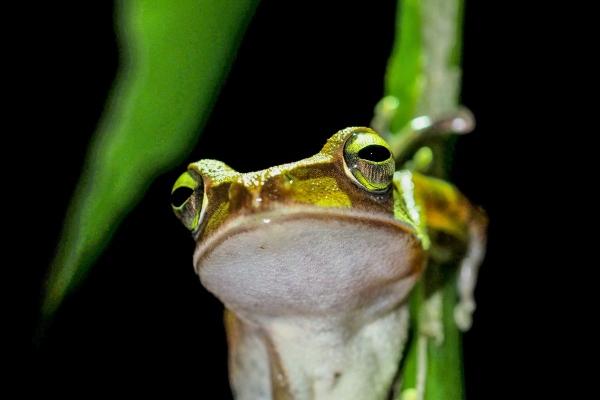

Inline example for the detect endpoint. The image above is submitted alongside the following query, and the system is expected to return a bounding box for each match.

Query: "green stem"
[406,265,465,400]
[384,0,467,399]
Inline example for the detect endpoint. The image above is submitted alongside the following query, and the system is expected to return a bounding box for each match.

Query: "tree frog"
[171,126,486,400]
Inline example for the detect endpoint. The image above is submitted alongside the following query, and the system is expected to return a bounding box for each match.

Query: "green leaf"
[43,0,260,319]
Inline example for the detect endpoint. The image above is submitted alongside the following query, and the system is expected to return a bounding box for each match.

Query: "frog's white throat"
[194,207,424,399]
[194,207,423,317]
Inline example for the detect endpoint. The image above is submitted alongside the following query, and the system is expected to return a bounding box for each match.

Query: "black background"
[30,1,552,398]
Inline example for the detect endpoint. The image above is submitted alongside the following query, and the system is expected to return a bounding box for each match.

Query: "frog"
[171,125,486,400]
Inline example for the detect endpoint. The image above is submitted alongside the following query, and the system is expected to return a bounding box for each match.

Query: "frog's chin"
[193,206,425,319]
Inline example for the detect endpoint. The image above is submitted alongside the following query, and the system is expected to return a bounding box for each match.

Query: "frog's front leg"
[393,171,487,400]
[453,207,487,330]
[410,172,488,331]
[225,310,274,400]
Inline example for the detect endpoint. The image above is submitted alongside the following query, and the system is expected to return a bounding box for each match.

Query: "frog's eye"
[343,130,395,193]
[171,171,204,231]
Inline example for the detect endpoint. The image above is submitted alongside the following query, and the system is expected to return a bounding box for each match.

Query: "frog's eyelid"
[187,168,204,183]
[193,190,209,238]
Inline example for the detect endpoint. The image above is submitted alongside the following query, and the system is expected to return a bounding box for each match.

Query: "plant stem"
[386,0,465,177]
[384,0,467,399]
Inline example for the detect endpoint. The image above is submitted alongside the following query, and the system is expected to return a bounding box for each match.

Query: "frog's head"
[171,128,424,319]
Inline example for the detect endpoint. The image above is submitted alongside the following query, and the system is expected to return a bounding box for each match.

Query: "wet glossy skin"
[171,127,486,400]
[174,128,419,241]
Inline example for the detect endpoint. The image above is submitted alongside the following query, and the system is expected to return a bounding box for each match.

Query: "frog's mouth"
[193,206,425,317]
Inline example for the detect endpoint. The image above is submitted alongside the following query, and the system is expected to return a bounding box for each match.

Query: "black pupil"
[358,145,391,162]
[171,187,194,207]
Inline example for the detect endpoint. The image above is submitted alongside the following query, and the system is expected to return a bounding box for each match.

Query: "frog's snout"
[228,181,263,212]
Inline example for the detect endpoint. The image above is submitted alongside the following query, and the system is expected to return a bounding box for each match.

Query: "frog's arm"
[225,310,278,399]
[410,172,488,330]
[224,310,293,399]
[393,170,487,330]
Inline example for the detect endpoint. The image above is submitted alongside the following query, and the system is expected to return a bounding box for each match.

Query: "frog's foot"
[371,95,475,137]
[454,298,476,331]
[421,290,445,345]
[408,107,475,138]
[371,97,475,164]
